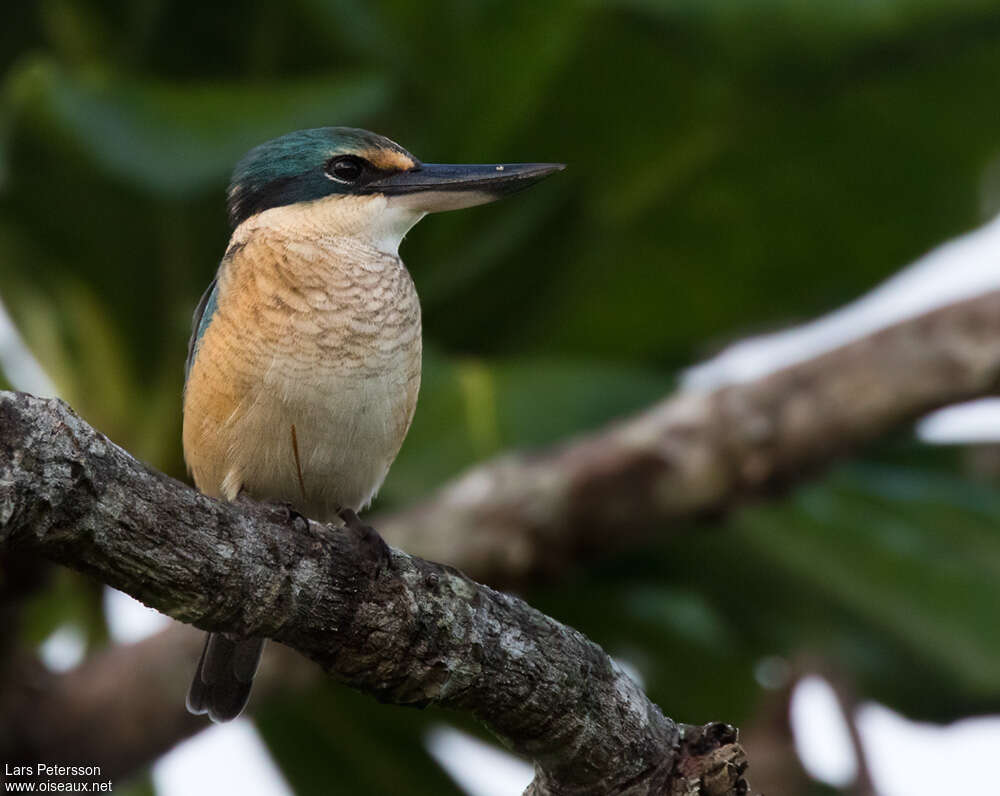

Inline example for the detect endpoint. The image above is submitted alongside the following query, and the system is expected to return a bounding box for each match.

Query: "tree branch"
[3,285,997,790]
[5,289,1000,785]
[0,391,749,795]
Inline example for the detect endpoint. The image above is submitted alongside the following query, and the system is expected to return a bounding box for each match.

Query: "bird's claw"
[338,508,390,571]
[242,495,311,534]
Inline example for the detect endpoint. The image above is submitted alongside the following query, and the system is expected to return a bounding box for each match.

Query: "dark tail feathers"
[186,632,265,723]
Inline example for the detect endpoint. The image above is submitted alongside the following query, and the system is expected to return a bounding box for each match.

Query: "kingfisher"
[182,126,562,722]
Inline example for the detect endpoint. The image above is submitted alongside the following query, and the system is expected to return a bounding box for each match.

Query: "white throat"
[240,194,427,258]
[371,203,427,256]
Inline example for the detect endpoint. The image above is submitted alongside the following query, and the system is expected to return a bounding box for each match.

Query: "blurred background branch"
[378,288,1000,586]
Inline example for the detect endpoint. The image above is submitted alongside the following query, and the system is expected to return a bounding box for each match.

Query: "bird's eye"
[325,155,366,184]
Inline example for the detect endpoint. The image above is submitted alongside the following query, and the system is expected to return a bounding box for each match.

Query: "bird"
[182,126,563,722]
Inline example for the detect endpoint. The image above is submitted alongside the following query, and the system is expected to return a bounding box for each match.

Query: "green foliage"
[4,0,1000,793]
[256,685,462,796]
[6,58,390,196]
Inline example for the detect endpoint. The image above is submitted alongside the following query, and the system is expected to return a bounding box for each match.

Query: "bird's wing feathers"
[186,276,219,380]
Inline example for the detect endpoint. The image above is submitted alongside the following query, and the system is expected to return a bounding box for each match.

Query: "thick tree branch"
[0,392,749,795]
[380,289,1000,585]
[5,289,1000,784]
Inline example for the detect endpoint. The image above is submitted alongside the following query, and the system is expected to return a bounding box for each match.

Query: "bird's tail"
[186,632,265,723]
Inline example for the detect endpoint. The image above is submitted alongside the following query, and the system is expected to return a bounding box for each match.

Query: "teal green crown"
[226,127,413,228]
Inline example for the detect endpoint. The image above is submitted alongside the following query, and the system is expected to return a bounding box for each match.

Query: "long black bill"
[371,161,565,212]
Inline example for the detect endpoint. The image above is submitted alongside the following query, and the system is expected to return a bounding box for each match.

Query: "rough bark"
[5,289,1000,785]
[4,287,999,789]
[0,391,749,795]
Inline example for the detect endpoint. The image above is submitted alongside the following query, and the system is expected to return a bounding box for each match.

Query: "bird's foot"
[338,509,390,572]
[240,494,311,535]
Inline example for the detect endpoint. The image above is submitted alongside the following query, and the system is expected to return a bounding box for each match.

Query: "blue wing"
[185,277,219,381]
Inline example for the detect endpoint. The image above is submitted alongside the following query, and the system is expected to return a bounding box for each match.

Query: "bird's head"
[227,127,563,253]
